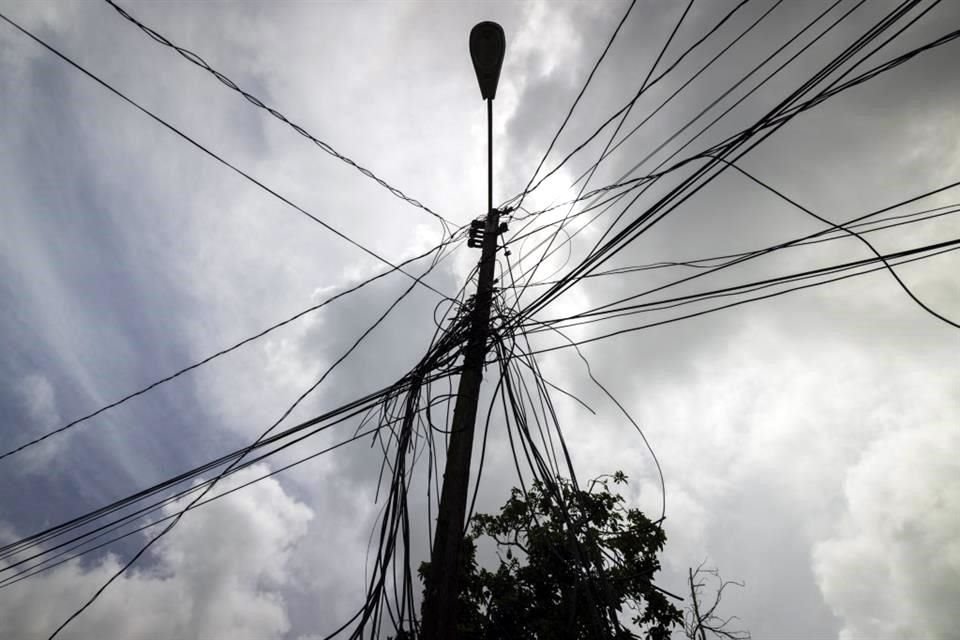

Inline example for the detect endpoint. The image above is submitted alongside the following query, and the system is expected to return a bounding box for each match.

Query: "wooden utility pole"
[420,21,505,640]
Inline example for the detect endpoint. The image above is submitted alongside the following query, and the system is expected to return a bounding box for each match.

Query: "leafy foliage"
[419,472,681,639]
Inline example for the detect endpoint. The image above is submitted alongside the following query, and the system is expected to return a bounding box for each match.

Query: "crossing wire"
[46,237,449,639]
[504,0,754,212]
[520,236,960,354]
[509,0,638,216]
[511,0,935,326]
[515,200,960,288]
[102,0,455,234]
[511,0,699,309]
[0,12,452,300]
[0,241,457,463]
[0,9,470,464]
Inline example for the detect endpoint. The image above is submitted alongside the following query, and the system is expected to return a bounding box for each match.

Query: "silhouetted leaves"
[419,473,681,639]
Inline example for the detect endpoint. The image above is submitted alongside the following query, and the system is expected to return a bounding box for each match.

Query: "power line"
[102,0,455,234]
[522,236,960,354]
[718,157,960,330]
[0,11,452,301]
[0,10,465,464]
[544,0,903,285]
[0,241,455,463]
[514,200,960,288]
[46,241,447,639]
[504,0,754,211]
[534,236,960,329]
[510,0,638,215]
[544,0,861,276]
[499,0,826,317]
[511,0,938,327]
[0,384,457,588]
[511,0,698,310]
[561,178,960,325]
[568,0,787,191]
[598,0,855,200]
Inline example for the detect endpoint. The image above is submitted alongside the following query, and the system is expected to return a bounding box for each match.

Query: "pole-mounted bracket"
[466,210,509,249]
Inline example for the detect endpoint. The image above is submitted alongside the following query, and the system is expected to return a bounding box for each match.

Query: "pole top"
[470,21,505,101]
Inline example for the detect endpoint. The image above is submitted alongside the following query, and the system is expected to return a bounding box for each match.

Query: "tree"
[684,562,750,640]
[418,472,682,639]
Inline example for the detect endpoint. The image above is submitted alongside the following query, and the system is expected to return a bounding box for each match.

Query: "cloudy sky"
[2,0,959,638]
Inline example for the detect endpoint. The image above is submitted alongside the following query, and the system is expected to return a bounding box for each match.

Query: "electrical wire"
[504,0,754,211]
[511,0,938,328]
[523,237,960,345]
[0,11,451,300]
[102,0,455,235]
[46,241,449,638]
[717,157,960,329]
[510,0,638,215]
[0,241,457,463]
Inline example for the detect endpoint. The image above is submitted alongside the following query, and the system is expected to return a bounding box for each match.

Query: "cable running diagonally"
[510,0,638,215]
[102,0,455,233]
[511,0,697,308]
[0,12,451,301]
[47,243,446,639]
[512,0,933,326]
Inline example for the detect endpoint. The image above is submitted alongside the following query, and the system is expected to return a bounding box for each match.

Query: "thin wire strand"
[102,0,455,234]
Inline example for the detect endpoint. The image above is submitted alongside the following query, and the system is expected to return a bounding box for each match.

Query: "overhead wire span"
[0,240,457,463]
[510,0,942,328]
[102,0,455,235]
[0,11,472,464]
[511,0,698,311]
[492,2,942,332]
[0,263,474,597]
[514,199,960,289]
[0,12,452,300]
[499,0,846,318]
[510,0,638,216]
[46,240,448,638]
[557,177,960,330]
[717,157,960,330]
[0,423,392,590]
[568,0,786,191]
[504,0,871,297]
[522,237,960,344]
[503,0,754,211]
[0,368,457,571]
[595,0,855,208]
[529,0,860,280]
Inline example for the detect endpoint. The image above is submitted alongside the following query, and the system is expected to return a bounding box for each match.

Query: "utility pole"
[420,21,505,640]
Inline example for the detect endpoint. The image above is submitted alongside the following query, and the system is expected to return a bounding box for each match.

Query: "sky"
[1,0,959,638]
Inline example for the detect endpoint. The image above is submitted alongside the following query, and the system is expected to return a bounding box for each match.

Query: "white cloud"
[11,374,64,469]
[0,465,313,640]
[15,374,61,428]
[814,420,960,640]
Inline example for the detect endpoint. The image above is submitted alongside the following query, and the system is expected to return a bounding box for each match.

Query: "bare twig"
[685,562,750,640]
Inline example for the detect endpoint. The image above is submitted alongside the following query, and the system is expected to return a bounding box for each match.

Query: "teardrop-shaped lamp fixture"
[470,21,505,100]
